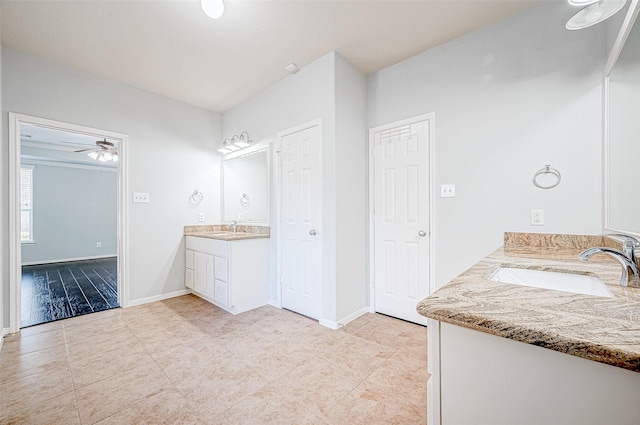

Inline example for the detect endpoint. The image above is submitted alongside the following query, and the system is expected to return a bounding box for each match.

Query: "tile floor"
[0,294,428,424]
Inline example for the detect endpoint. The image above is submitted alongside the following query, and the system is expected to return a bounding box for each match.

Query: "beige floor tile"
[0,344,69,384]
[324,380,426,425]
[75,363,173,424]
[320,336,394,378]
[0,367,74,418]
[215,324,283,356]
[173,357,269,414]
[70,341,155,389]
[154,339,233,383]
[352,317,420,349]
[18,320,64,338]
[62,308,122,329]
[338,313,377,335]
[65,327,139,363]
[366,351,428,409]
[241,340,317,381]
[1,328,66,357]
[0,391,79,425]
[63,314,128,343]
[93,389,200,425]
[273,358,364,418]
[208,385,321,425]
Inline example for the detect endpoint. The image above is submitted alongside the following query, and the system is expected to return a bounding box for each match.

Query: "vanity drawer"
[214,256,228,282]
[186,236,229,257]
[214,279,229,306]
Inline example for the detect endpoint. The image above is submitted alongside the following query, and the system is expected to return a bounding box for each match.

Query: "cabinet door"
[185,249,194,270]
[214,256,228,282]
[214,279,229,306]
[195,252,214,298]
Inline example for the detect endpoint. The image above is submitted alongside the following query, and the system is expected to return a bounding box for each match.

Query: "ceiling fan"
[74,138,118,162]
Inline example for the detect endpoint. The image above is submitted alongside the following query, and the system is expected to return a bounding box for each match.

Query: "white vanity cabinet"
[185,236,268,314]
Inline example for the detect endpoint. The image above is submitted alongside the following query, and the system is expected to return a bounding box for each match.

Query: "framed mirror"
[605,1,640,235]
[222,145,269,224]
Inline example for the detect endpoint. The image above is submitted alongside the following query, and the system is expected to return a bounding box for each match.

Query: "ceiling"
[2,0,539,113]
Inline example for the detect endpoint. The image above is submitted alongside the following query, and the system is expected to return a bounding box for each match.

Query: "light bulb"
[201,0,224,19]
[88,151,99,160]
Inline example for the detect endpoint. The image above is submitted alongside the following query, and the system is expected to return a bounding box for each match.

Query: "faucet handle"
[605,234,640,260]
[605,234,640,247]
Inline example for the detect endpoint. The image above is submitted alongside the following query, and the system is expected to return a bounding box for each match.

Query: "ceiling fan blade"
[74,148,98,153]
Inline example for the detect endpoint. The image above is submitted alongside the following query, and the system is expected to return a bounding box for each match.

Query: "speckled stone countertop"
[417,232,640,372]
[184,224,270,241]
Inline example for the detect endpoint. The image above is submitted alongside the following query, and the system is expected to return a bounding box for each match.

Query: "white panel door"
[373,118,430,325]
[279,123,322,320]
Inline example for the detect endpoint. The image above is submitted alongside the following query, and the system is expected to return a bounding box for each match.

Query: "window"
[21,166,34,243]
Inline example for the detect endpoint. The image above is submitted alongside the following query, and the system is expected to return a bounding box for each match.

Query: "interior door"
[372,117,431,325]
[279,123,322,320]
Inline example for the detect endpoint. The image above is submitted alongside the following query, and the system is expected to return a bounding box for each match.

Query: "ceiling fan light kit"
[566,0,628,30]
[75,138,119,163]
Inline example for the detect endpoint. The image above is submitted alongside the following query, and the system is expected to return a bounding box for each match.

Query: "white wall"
[2,49,221,325]
[222,51,369,324]
[334,55,368,320]
[367,2,607,288]
[222,52,336,316]
[21,163,117,264]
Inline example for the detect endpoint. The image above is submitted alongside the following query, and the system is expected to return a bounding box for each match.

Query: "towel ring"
[240,193,250,207]
[533,165,561,189]
[190,190,204,204]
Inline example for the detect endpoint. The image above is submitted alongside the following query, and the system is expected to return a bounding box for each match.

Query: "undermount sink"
[489,267,613,298]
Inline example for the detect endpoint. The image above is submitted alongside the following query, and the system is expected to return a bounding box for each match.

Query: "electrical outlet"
[441,184,456,198]
[132,192,150,203]
[531,209,544,226]
[198,212,205,222]
[96,242,102,248]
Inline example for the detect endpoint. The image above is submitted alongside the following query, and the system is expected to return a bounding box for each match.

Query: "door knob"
[309,229,318,236]
[418,230,427,237]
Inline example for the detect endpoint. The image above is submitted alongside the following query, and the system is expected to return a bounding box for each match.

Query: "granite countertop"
[184,224,270,241]
[417,233,640,372]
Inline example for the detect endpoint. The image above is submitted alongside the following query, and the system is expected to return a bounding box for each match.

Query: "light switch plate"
[132,192,150,203]
[441,184,455,198]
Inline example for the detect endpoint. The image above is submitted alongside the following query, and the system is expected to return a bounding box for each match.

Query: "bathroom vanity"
[184,225,269,314]
[418,233,640,425]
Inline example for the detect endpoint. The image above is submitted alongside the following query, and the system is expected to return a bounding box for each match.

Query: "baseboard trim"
[126,289,191,307]
[337,306,370,328]
[22,254,117,266]
[267,299,281,308]
[319,318,339,330]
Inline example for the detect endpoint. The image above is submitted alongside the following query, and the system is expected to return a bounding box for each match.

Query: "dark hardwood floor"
[21,257,119,328]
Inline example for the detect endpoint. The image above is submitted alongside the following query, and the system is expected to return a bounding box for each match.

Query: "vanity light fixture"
[217,131,253,154]
[566,0,628,30]
[201,0,224,19]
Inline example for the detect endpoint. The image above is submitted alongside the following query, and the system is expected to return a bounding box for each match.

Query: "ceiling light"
[568,0,599,6]
[284,63,300,74]
[566,0,627,30]
[201,0,224,19]
[88,151,99,160]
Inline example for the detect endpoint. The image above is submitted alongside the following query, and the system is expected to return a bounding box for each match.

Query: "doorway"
[277,120,323,320]
[9,113,128,333]
[369,114,435,325]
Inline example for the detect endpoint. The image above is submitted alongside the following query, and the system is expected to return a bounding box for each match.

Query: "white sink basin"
[489,267,613,298]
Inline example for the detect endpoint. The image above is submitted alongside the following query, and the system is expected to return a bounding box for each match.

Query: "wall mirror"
[222,145,269,224]
[605,2,640,235]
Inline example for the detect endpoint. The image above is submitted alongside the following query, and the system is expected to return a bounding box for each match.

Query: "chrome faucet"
[578,234,640,287]
[231,220,238,233]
